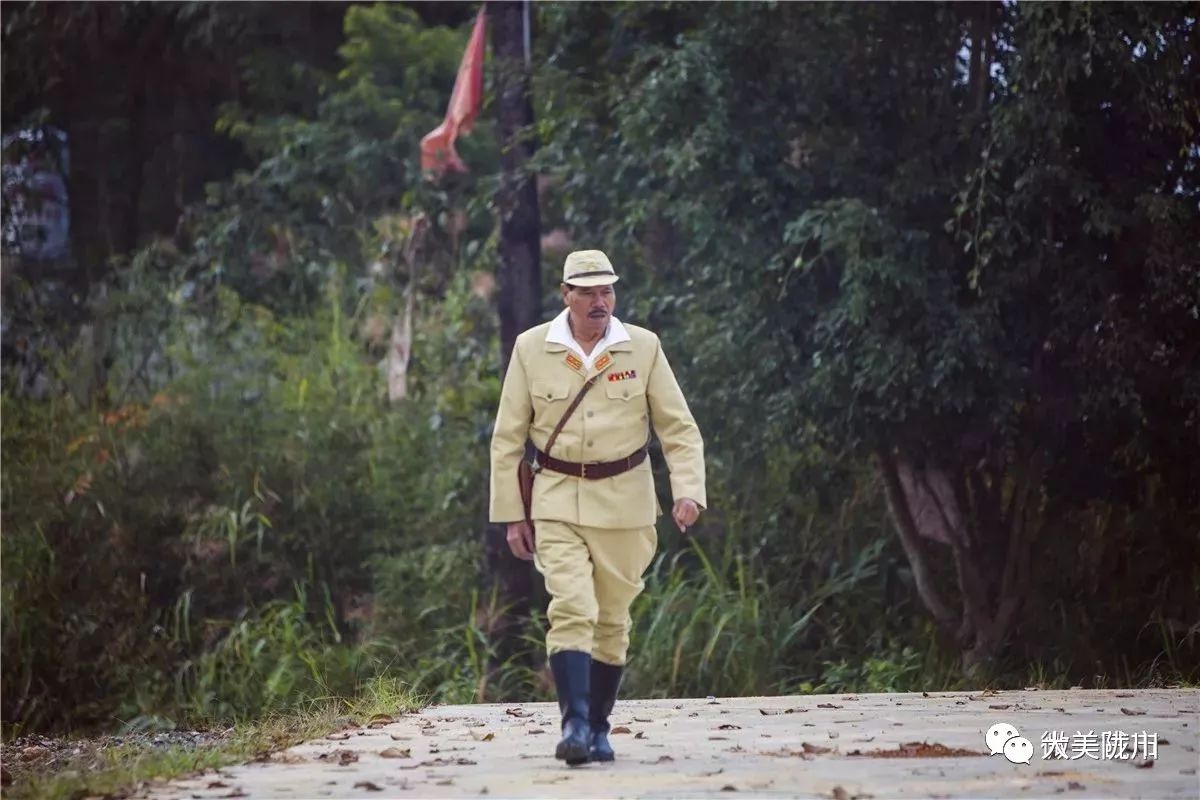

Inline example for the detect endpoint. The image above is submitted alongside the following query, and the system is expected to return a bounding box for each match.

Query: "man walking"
[489,249,706,765]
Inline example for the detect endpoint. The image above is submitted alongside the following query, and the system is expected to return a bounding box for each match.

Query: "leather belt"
[533,444,649,480]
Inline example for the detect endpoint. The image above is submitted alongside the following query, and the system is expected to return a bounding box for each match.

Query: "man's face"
[562,283,616,334]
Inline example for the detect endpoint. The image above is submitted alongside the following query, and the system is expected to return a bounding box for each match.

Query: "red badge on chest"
[607,370,638,382]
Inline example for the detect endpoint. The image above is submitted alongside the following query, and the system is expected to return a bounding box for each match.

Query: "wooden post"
[481,0,542,699]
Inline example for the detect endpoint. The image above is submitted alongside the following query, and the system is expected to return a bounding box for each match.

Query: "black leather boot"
[588,659,624,762]
[549,650,592,765]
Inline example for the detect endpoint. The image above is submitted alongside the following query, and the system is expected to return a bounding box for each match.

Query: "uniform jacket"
[489,319,706,529]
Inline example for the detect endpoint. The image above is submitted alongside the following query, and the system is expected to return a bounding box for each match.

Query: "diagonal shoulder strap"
[542,375,599,458]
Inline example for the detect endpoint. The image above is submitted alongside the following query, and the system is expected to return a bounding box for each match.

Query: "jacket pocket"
[604,378,646,401]
[532,382,570,403]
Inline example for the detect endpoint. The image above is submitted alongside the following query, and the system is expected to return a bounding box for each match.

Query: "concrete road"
[145,689,1198,799]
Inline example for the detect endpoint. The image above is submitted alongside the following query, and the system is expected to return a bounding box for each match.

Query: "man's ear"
[560,283,570,305]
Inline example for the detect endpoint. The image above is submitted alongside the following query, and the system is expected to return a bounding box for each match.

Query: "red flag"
[421,8,487,173]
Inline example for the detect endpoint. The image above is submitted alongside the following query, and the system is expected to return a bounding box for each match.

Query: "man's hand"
[506,520,536,561]
[672,498,701,533]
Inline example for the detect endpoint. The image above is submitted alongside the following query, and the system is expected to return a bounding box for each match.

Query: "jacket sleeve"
[489,341,533,523]
[646,336,707,509]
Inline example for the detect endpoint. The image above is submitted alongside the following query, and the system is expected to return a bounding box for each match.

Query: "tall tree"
[534,2,1199,672]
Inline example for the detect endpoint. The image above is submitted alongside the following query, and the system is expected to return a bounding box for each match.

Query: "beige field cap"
[562,249,619,286]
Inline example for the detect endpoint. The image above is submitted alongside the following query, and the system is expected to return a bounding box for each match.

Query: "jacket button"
[622,390,629,398]
[587,440,594,447]
[587,410,594,418]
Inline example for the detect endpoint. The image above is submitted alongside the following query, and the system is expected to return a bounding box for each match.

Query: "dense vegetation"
[3,2,1197,737]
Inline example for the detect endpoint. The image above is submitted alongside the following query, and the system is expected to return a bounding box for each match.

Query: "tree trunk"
[878,445,1046,674]
[481,0,542,701]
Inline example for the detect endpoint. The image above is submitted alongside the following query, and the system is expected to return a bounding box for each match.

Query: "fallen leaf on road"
[718,724,742,730]
[505,707,532,718]
[419,757,478,767]
[436,779,455,786]
[379,747,410,758]
[830,789,872,800]
[326,732,351,741]
[634,717,653,722]
[1114,692,1135,698]
[643,755,674,764]
[721,785,738,792]
[635,731,648,739]
[1067,782,1086,790]
[847,741,985,758]
[1134,759,1155,769]
[709,736,729,740]
[988,704,1012,710]
[803,742,833,755]
[368,714,395,727]
[701,768,725,777]
[1119,708,1146,716]
[761,748,811,759]
[318,749,360,766]
[611,726,632,734]
[264,752,307,764]
[353,781,383,792]
[389,733,411,741]
[528,729,545,735]
[817,703,842,709]
[207,782,229,789]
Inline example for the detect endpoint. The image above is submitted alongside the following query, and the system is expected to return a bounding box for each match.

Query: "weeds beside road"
[1,681,418,800]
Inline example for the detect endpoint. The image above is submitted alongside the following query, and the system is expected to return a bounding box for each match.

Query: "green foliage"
[3,1,1198,739]
[197,2,497,314]
[2,262,500,730]
[535,1,1199,671]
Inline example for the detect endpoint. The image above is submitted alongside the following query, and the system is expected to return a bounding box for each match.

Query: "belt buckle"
[580,463,589,479]
[529,457,542,475]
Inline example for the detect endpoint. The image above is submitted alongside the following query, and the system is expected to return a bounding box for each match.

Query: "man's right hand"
[506,520,536,561]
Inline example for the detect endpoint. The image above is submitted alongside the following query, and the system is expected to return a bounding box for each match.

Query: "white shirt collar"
[546,308,630,370]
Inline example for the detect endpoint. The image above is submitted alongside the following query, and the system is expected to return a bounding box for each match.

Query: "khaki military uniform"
[490,319,706,665]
